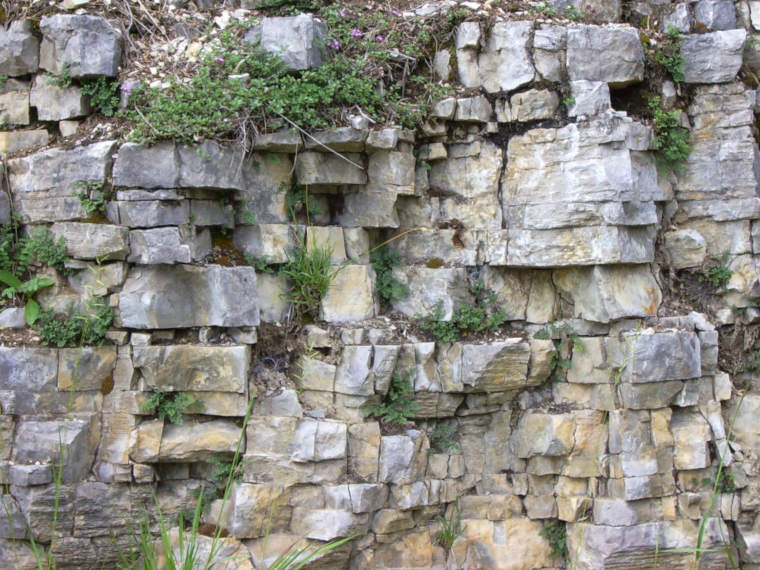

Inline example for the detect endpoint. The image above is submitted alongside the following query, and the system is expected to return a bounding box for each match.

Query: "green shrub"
[429,422,459,453]
[81,76,120,117]
[370,246,409,307]
[365,370,419,426]
[419,281,507,343]
[541,519,567,559]
[280,239,343,321]
[34,304,113,347]
[140,391,197,425]
[651,25,686,83]
[699,255,732,290]
[208,454,244,487]
[534,323,584,383]
[436,500,463,552]
[76,181,108,216]
[649,96,691,171]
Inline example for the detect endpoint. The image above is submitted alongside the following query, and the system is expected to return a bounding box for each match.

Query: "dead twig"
[275,112,365,171]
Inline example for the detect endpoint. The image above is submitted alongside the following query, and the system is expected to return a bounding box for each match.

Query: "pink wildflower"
[351,28,363,37]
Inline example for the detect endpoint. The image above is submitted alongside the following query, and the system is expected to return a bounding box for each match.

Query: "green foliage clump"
[140,391,197,425]
[649,96,691,172]
[366,370,419,426]
[651,25,686,83]
[702,469,736,494]
[370,246,409,307]
[76,181,108,216]
[280,239,343,321]
[244,253,276,274]
[699,254,732,290]
[0,215,68,324]
[208,454,244,487]
[285,184,323,223]
[81,76,120,117]
[436,500,463,552]
[534,322,584,382]
[541,519,567,559]
[420,281,507,343]
[34,304,113,347]
[429,422,459,454]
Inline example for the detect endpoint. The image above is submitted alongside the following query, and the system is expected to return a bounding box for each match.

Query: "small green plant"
[55,63,72,88]
[533,1,557,17]
[562,96,576,107]
[140,391,197,425]
[541,519,567,559]
[81,76,121,117]
[370,246,409,307]
[744,345,760,374]
[564,4,585,21]
[429,422,459,453]
[236,199,256,225]
[0,271,54,324]
[34,304,113,347]
[419,281,507,343]
[699,255,732,290]
[534,322,584,382]
[267,535,358,570]
[436,500,464,552]
[365,370,419,426]
[648,96,691,172]
[244,253,276,274]
[76,181,108,215]
[0,74,9,84]
[702,469,736,494]
[286,184,323,223]
[280,238,343,321]
[651,25,686,83]
[208,454,243,487]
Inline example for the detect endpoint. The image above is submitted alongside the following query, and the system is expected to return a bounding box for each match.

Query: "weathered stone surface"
[0,347,58,391]
[9,140,115,197]
[349,422,381,482]
[320,265,376,322]
[0,79,30,126]
[290,419,347,462]
[623,330,701,383]
[30,74,90,120]
[295,152,366,186]
[128,227,209,264]
[378,430,427,484]
[40,14,121,77]
[58,346,117,391]
[454,95,493,122]
[256,273,289,322]
[306,226,347,265]
[466,20,535,93]
[694,0,736,31]
[0,21,39,76]
[158,420,240,461]
[339,189,399,228]
[325,483,388,513]
[567,25,645,86]
[553,265,661,322]
[12,417,96,482]
[228,483,289,538]
[112,142,179,189]
[233,224,301,264]
[290,508,368,541]
[305,127,367,152]
[367,151,415,195]
[253,129,302,152]
[0,495,27,539]
[0,129,50,154]
[569,80,611,117]
[51,222,129,261]
[391,267,470,320]
[245,14,326,70]
[663,229,707,269]
[681,30,746,84]
[513,413,575,458]
[134,345,249,393]
[509,89,559,121]
[119,265,258,328]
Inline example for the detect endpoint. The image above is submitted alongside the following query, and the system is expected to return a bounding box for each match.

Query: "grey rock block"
[681,30,746,83]
[40,14,122,77]
[58,346,117,391]
[476,20,534,93]
[305,127,367,152]
[50,222,129,260]
[290,508,368,541]
[30,74,90,121]
[233,223,302,264]
[0,129,49,154]
[568,80,611,117]
[112,142,179,189]
[158,420,240,461]
[623,330,702,383]
[245,14,327,70]
[0,21,39,77]
[128,227,209,264]
[295,152,366,186]
[0,79,31,126]
[133,345,249,393]
[0,347,58,391]
[108,200,189,228]
[694,0,736,31]
[0,496,26,538]
[567,25,645,86]
[8,464,53,487]
[8,140,116,196]
[290,419,347,462]
[119,265,259,328]
[12,417,96,482]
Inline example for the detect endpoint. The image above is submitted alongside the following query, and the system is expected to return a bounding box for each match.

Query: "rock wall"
[3,1,760,569]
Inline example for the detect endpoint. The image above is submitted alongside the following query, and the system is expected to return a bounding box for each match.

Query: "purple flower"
[328,38,340,50]
[120,83,132,94]
[350,28,363,37]
[215,56,225,65]
[339,8,353,18]
[375,34,384,42]
[390,8,401,16]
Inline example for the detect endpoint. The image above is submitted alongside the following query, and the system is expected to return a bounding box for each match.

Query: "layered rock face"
[3,3,760,569]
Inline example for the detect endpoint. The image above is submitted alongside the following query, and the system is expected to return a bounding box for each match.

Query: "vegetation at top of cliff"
[648,24,686,83]
[124,5,462,144]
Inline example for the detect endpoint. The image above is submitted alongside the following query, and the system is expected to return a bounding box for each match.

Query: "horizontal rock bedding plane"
[1,0,760,568]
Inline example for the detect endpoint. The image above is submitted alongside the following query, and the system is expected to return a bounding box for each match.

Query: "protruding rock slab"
[119,265,259,329]
[245,14,327,71]
[40,14,122,77]
[680,29,746,84]
[0,20,40,76]
[133,345,249,393]
[158,420,240,461]
[567,25,645,86]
